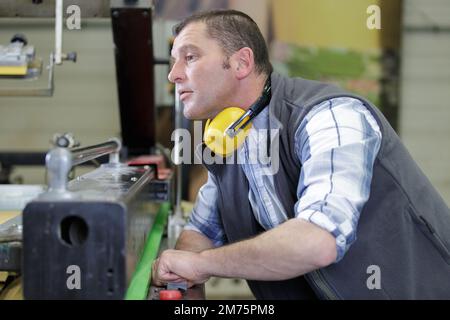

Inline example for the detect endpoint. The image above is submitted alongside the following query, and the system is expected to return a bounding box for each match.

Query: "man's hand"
[151,249,210,288]
[151,220,336,286]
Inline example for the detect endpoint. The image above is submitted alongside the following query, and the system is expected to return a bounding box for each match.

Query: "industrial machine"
[21,138,171,299]
[0,0,187,300]
[0,137,173,300]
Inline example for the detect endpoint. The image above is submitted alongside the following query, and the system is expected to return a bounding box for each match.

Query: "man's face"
[168,22,237,119]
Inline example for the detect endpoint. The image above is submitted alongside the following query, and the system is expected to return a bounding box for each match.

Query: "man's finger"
[151,258,163,286]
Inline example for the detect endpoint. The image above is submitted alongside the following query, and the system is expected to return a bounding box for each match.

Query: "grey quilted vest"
[202,73,450,299]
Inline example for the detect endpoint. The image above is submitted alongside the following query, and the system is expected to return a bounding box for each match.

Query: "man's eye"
[185,55,196,62]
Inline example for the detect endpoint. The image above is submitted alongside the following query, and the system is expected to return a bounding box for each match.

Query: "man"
[152,9,450,299]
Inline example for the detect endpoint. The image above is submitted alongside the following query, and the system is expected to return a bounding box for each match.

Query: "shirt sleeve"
[184,171,226,246]
[294,97,382,262]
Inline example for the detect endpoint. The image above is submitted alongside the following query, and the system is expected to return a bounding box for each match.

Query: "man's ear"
[231,47,255,80]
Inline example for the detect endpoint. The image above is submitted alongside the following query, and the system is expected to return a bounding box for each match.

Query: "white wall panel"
[400,0,450,203]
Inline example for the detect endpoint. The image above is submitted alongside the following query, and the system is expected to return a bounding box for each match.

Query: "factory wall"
[400,0,450,204]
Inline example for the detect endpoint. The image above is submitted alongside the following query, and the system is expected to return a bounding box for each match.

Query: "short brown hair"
[173,9,273,76]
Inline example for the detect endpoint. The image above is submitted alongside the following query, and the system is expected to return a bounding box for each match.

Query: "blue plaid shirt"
[185,97,382,262]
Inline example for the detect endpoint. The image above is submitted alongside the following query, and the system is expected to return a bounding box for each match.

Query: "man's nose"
[168,61,185,83]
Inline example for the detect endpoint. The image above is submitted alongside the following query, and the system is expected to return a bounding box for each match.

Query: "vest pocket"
[407,205,450,265]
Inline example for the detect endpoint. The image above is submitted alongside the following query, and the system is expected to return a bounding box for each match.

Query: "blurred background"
[1,0,449,299]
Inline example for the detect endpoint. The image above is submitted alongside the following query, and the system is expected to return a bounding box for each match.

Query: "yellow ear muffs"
[204,107,252,157]
[203,77,272,157]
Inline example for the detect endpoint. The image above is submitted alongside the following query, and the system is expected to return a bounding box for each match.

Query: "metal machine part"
[149,284,205,300]
[0,184,45,212]
[0,52,54,97]
[0,215,22,243]
[0,184,44,272]
[39,138,121,201]
[53,0,77,66]
[111,0,156,156]
[0,0,76,97]
[0,215,23,272]
[51,132,80,148]
[0,242,21,272]
[167,281,188,292]
[0,34,37,77]
[22,138,167,299]
[168,92,186,248]
[23,165,157,299]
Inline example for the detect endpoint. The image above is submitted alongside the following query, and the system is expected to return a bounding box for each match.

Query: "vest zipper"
[306,270,340,300]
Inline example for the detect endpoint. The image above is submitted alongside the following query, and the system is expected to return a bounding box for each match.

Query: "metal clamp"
[39,138,122,200]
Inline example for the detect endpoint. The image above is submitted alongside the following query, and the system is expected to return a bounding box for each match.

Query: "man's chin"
[182,110,197,120]
[183,107,208,120]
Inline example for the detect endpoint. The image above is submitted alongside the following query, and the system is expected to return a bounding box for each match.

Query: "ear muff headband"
[203,78,272,157]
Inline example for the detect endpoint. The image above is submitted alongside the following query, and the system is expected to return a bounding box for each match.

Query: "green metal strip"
[125,202,170,300]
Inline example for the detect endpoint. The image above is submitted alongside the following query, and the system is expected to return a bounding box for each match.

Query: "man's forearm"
[196,219,337,281]
[175,230,215,252]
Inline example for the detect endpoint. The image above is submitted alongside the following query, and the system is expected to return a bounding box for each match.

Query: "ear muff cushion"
[204,107,252,157]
